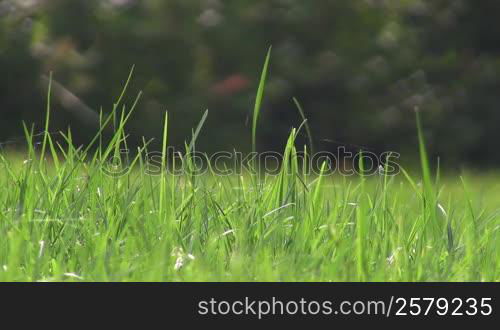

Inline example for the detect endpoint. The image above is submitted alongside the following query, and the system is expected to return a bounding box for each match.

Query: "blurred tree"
[0,0,43,142]
[404,0,500,165]
[1,0,500,166]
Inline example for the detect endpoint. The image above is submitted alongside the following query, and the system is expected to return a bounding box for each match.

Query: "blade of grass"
[251,47,272,154]
[40,72,52,162]
[293,97,314,155]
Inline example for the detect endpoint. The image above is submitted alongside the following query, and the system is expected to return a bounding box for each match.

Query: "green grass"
[0,56,498,282]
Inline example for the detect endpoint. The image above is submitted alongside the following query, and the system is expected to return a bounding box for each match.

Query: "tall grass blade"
[251,47,272,154]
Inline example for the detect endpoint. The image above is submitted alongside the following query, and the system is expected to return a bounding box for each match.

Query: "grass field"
[0,57,498,282]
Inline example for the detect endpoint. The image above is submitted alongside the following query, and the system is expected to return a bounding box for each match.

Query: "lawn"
[1,142,498,281]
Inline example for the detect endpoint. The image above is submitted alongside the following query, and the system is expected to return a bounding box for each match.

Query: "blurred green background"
[1,0,500,167]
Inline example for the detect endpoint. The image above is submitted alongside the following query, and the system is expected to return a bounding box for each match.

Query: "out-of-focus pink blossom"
[211,74,250,97]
